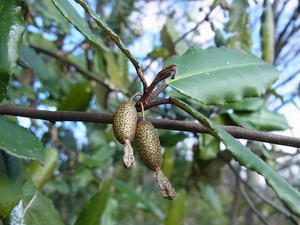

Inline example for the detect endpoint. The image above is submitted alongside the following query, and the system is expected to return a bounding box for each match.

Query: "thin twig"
[229,171,241,225]
[223,156,299,225]
[137,65,176,106]
[0,105,299,148]
[238,180,271,225]
[30,45,120,92]
[147,82,169,103]
[147,64,176,91]
[172,10,212,47]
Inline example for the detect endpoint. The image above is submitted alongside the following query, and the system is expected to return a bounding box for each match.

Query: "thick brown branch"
[0,105,299,148]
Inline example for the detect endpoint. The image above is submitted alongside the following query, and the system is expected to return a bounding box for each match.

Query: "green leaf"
[52,0,108,51]
[225,0,252,52]
[28,33,58,51]
[222,98,264,111]
[33,0,70,33]
[214,30,226,47]
[0,116,46,163]
[170,97,300,217]
[0,0,25,102]
[94,83,110,109]
[165,46,280,105]
[226,0,249,32]
[162,147,174,179]
[74,0,139,68]
[10,191,64,225]
[229,107,290,131]
[0,152,28,217]
[104,51,128,93]
[160,18,188,56]
[160,131,188,147]
[27,148,58,189]
[227,27,252,52]
[75,179,111,225]
[210,0,221,10]
[148,48,170,59]
[57,81,93,111]
[260,0,275,64]
[114,180,164,220]
[164,189,186,225]
[18,45,55,81]
[80,144,116,169]
[198,180,222,212]
[199,134,220,161]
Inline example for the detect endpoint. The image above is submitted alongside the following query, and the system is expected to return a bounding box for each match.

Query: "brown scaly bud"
[135,120,176,200]
[113,100,137,168]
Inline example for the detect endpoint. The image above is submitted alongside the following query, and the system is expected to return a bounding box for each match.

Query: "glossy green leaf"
[171,97,300,216]
[222,98,264,111]
[52,0,108,51]
[0,152,28,217]
[10,191,64,225]
[0,116,45,163]
[57,81,93,111]
[27,148,58,189]
[229,107,290,131]
[199,180,222,212]
[0,0,25,102]
[164,189,186,225]
[74,0,139,68]
[18,45,55,81]
[114,180,164,220]
[75,179,111,225]
[165,46,280,105]
[261,0,275,64]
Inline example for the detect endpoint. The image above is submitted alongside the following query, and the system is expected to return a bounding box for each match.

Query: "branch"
[173,10,212,46]
[223,157,299,225]
[0,105,299,148]
[238,181,271,225]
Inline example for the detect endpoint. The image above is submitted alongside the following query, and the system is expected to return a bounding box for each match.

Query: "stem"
[129,93,143,102]
[140,102,145,121]
[223,156,299,225]
[238,181,271,225]
[0,105,299,148]
[74,0,148,92]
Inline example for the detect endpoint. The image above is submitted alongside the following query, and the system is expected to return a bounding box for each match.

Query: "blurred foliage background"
[2,0,300,224]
